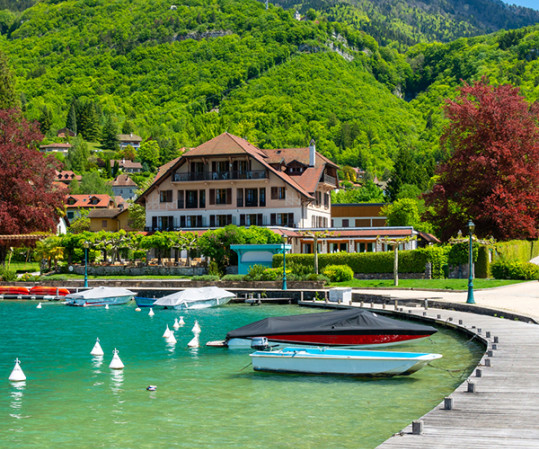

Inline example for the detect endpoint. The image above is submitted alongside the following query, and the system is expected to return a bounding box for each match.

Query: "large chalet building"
[136,133,339,231]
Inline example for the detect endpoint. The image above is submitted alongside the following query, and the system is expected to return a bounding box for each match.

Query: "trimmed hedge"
[491,261,539,280]
[494,240,539,263]
[273,247,447,278]
[322,265,354,282]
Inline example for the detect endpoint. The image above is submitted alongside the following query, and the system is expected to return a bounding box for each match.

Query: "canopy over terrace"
[0,234,49,264]
[231,244,291,275]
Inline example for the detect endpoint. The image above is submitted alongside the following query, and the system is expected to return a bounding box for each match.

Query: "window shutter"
[178,190,184,208]
[180,216,186,227]
[240,214,245,226]
[209,189,215,205]
[257,214,263,226]
[210,215,215,227]
[259,188,266,207]
[237,189,243,207]
[227,215,232,225]
[288,213,294,226]
[271,187,277,200]
[270,213,276,225]
[167,190,173,202]
[227,188,232,204]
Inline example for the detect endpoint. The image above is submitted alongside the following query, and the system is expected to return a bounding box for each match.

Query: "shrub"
[19,273,41,282]
[245,264,267,281]
[207,260,222,277]
[491,261,539,280]
[322,264,354,282]
[221,274,245,281]
[0,266,17,282]
[192,274,220,281]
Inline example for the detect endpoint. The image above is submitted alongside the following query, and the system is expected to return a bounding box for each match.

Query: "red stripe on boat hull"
[265,333,432,346]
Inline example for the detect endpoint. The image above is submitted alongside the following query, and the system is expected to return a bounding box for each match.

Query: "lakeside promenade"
[359,281,539,448]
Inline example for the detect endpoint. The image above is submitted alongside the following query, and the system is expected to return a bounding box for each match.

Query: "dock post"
[467,382,476,393]
[485,358,491,367]
[494,336,499,343]
[476,368,482,377]
[300,291,304,302]
[424,299,429,310]
[486,331,491,338]
[412,420,423,435]
[443,397,453,410]
[394,299,398,310]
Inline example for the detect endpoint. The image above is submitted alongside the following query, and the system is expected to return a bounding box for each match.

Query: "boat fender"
[146,385,157,391]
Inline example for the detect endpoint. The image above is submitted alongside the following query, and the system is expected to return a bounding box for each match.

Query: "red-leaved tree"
[424,79,539,241]
[0,109,65,262]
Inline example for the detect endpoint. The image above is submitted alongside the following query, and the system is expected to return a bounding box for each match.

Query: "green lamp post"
[84,241,89,288]
[466,220,475,304]
[282,235,287,291]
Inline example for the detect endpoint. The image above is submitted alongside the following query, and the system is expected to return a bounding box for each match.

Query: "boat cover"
[65,286,135,299]
[154,286,235,307]
[226,308,437,339]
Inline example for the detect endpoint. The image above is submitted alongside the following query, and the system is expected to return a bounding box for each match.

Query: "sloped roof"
[65,194,114,208]
[183,132,266,158]
[110,159,143,169]
[263,147,337,168]
[88,208,123,219]
[112,174,137,187]
[117,134,142,142]
[40,143,72,149]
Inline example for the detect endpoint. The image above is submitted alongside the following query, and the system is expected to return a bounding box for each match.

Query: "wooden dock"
[309,302,539,448]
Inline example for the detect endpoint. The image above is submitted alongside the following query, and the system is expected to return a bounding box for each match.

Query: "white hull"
[226,337,424,350]
[65,295,133,307]
[250,348,442,376]
[158,296,233,310]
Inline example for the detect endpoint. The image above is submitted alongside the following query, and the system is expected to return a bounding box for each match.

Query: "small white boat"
[250,347,442,377]
[153,286,235,310]
[65,287,135,307]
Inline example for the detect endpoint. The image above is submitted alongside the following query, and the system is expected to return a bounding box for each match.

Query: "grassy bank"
[329,279,525,290]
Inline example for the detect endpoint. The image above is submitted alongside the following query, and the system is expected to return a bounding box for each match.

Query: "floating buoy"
[146,385,157,391]
[9,358,26,382]
[148,308,155,317]
[109,348,124,370]
[192,320,201,334]
[173,318,180,329]
[188,334,199,348]
[105,304,109,309]
[90,337,104,356]
[179,316,185,326]
[135,307,141,312]
[36,302,42,309]
[166,333,177,344]
[162,324,172,338]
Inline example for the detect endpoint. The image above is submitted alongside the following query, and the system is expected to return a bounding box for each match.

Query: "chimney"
[309,139,316,167]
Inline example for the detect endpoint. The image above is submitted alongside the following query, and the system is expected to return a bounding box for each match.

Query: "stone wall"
[71,265,206,277]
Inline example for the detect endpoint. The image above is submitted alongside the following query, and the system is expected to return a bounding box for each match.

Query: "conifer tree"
[100,114,119,151]
[0,51,17,109]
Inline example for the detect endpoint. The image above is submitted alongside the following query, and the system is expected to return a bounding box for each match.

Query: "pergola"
[0,234,50,264]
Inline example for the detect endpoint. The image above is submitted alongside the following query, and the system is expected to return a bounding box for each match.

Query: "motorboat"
[152,286,235,310]
[208,308,437,348]
[250,347,442,377]
[134,296,158,308]
[65,287,135,307]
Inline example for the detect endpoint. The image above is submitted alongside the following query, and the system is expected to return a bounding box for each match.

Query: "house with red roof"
[135,133,339,231]
[110,159,143,173]
[65,194,116,221]
[40,142,72,156]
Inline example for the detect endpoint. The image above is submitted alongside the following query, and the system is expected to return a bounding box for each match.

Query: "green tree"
[127,202,146,231]
[66,100,78,135]
[137,140,160,170]
[38,106,52,135]
[78,171,113,195]
[66,135,90,172]
[100,114,119,151]
[0,51,17,109]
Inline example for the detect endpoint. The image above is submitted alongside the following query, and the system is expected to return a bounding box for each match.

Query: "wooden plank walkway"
[300,300,539,447]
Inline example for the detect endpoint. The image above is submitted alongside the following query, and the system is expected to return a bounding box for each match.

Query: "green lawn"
[329,278,526,290]
[6,262,41,273]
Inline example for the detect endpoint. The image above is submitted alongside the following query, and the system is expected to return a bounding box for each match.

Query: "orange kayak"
[0,286,31,295]
[29,286,70,296]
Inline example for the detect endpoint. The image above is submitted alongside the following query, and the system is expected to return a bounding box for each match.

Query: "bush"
[322,264,354,282]
[491,261,539,280]
[192,275,220,281]
[19,273,41,282]
[245,264,267,281]
[0,266,17,282]
[221,274,245,281]
[495,240,539,263]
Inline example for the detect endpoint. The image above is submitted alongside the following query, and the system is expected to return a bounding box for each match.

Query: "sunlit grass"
[329,278,525,290]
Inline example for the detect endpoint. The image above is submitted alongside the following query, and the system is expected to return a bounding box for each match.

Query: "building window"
[237,188,243,207]
[324,193,329,208]
[240,214,263,226]
[102,220,108,228]
[67,211,74,219]
[270,213,293,226]
[342,219,349,227]
[217,215,232,226]
[209,188,232,205]
[177,190,184,209]
[259,188,266,207]
[160,190,172,203]
[245,188,258,207]
[186,190,198,208]
[199,190,205,208]
[271,186,286,200]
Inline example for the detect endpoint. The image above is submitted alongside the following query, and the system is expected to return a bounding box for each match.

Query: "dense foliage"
[424,80,539,240]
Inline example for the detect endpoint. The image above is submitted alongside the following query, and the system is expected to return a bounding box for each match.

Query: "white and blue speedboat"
[65,287,135,307]
[152,286,235,310]
[250,347,442,377]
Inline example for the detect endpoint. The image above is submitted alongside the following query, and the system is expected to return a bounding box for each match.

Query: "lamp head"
[467,220,475,234]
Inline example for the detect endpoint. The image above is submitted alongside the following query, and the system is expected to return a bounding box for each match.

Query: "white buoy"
[188,334,199,348]
[166,332,177,344]
[9,358,26,382]
[105,304,109,309]
[90,337,104,356]
[173,318,180,330]
[162,324,172,338]
[109,348,124,370]
[148,308,155,317]
[135,307,141,312]
[179,316,185,326]
[192,320,201,334]
[36,302,42,309]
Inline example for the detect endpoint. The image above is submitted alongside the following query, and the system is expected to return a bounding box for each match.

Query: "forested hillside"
[0,0,537,178]
[270,0,539,49]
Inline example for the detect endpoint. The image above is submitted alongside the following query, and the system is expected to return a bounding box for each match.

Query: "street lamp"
[466,220,475,304]
[83,241,89,288]
[282,235,287,291]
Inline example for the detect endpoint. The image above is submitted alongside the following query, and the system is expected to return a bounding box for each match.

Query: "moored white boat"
[250,347,442,377]
[153,286,235,310]
[65,287,135,307]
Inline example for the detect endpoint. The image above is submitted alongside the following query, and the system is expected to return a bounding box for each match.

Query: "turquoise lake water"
[0,302,483,448]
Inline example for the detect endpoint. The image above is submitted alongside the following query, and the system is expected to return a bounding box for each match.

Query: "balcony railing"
[173,170,268,182]
[322,173,337,186]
